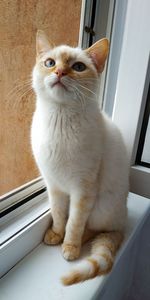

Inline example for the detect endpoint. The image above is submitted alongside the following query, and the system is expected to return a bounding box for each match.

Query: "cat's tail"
[61,231,123,286]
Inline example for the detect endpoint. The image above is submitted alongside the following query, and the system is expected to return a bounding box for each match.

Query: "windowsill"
[0,193,150,300]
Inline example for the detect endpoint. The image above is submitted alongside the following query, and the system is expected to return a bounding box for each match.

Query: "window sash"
[0,209,51,278]
[112,0,150,198]
[0,177,45,213]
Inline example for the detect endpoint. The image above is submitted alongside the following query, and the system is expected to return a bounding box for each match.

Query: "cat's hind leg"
[44,188,69,245]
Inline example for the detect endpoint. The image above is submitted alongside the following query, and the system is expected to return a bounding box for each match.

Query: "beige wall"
[0,0,82,195]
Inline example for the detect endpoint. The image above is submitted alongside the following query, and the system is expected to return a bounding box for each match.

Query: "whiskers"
[5,77,34,110]
[62,77,99,111]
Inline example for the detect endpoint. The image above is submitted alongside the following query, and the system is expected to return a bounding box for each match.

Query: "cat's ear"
[36,30,52,56]
[85,39,109,73]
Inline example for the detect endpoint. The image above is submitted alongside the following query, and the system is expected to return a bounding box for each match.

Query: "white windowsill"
[0,193,150,300]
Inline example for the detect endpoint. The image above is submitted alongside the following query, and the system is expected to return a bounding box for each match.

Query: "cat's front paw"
[62,243,80,261]
[44,228,63,245]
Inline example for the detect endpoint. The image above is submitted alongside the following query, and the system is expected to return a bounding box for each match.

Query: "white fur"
[31,44,129,236]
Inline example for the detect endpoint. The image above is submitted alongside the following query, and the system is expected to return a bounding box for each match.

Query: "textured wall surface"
[0,0,82,195]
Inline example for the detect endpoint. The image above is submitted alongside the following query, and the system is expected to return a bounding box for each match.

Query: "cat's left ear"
[85,38,109,73]
[36,30,52,56]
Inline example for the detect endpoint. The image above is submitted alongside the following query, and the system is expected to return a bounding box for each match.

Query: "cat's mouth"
[51,79,67,90]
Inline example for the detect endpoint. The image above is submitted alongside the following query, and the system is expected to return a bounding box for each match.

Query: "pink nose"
[55,68,67,78]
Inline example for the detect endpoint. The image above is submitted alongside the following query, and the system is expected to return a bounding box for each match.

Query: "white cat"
[31,30,129,285]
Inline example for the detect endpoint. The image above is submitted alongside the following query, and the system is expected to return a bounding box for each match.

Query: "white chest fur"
[31,102,102,191]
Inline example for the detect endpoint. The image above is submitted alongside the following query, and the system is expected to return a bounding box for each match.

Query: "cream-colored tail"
[61,231,123,286]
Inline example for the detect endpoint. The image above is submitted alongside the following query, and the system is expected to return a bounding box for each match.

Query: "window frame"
[0,177,50,278]
[0,177,45,212]
[111,0,150,198]
[0,210,51,278]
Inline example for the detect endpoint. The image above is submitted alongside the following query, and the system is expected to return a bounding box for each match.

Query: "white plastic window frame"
[111,0,150,199]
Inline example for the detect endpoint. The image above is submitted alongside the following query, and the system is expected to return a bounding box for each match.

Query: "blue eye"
[72,62,86,72]
[44,58,55,68]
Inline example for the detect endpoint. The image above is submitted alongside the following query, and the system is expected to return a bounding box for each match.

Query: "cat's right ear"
[85,38,109,73]
[36,30,52,56]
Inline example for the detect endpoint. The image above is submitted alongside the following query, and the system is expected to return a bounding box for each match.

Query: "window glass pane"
[1,0,82,196]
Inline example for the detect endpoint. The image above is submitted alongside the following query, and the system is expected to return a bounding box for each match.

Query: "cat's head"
[32,30,109,105]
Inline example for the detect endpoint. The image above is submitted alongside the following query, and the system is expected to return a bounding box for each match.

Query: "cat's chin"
[45,84,73,103]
